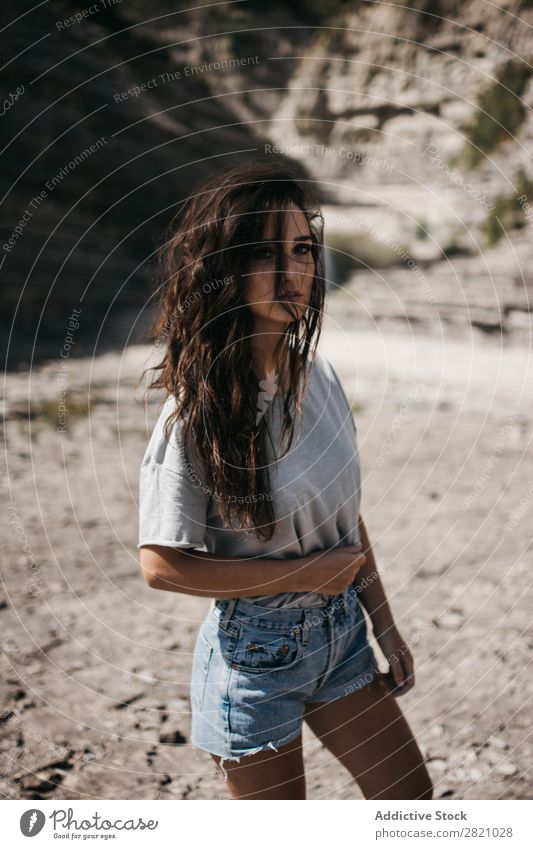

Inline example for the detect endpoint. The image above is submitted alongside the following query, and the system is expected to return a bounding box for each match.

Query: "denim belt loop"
[299,611,312,646]
[220,598,237,631]
[334,591,347,621]
[342,590,348,615]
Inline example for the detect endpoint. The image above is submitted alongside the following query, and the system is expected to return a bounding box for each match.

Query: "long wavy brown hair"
[146,160,326,541]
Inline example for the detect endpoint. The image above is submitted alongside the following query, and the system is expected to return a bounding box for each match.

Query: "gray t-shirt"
[138,351,362,608]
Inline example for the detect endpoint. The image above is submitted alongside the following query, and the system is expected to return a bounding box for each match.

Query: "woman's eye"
[251,246,274,260]
[250,243,312,261]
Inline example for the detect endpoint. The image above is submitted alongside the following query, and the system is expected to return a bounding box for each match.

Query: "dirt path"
[1,312,531,800]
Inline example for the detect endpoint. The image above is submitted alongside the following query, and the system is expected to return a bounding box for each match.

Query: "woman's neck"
[249,327,290,394]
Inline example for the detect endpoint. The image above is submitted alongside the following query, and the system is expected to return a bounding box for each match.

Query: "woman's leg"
[210,733,306,800]
[304,677,433,799]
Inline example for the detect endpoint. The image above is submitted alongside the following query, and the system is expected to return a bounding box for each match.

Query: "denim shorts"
[190,589,381,773]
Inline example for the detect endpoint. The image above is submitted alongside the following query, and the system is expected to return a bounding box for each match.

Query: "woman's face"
[242,204,315,326]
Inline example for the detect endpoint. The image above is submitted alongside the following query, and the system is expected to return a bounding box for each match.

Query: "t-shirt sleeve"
[325,358,358,435]
[138,399,210,550]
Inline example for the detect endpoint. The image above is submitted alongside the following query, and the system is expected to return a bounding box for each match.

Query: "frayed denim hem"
[191,725,302,780]
[218,741,278,780]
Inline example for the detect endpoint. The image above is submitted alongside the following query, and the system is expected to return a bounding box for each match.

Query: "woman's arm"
[355,514,394,631]
[140,545,304,598]
[139,541,365,599]
[355,514,415,695]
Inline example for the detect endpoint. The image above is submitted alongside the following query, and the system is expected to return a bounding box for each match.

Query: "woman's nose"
[280,253,302,278]
[279,270,300,293]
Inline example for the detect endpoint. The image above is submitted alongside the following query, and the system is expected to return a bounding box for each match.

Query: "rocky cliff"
[2,0,532,364]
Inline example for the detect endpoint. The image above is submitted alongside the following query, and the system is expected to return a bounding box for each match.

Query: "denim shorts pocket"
[229,622,304,674]
[190,631,213,711]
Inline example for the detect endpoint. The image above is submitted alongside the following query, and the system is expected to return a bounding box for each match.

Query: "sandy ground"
[1,289,532,800]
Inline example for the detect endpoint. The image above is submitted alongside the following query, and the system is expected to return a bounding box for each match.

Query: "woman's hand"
[373,623,415,697]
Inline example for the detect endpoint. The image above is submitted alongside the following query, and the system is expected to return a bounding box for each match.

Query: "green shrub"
[460,60,532,168]
[482,167,533,245]
[415,218,430,240]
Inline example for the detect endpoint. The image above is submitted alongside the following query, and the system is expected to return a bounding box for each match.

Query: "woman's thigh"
[211,733,306,800]
[304,677,433,800]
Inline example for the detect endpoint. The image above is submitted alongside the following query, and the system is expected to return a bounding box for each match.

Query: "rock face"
[0,0,313,365]
[2,0,533,364]
[268,2,533,244]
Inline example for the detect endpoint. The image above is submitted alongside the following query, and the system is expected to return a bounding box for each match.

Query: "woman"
[138,160,433,801]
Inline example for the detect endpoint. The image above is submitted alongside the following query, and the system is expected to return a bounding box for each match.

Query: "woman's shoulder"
[149,393,180,436]
[141,394,191,469]
[310,349,344,390]
[310,351,356,427]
